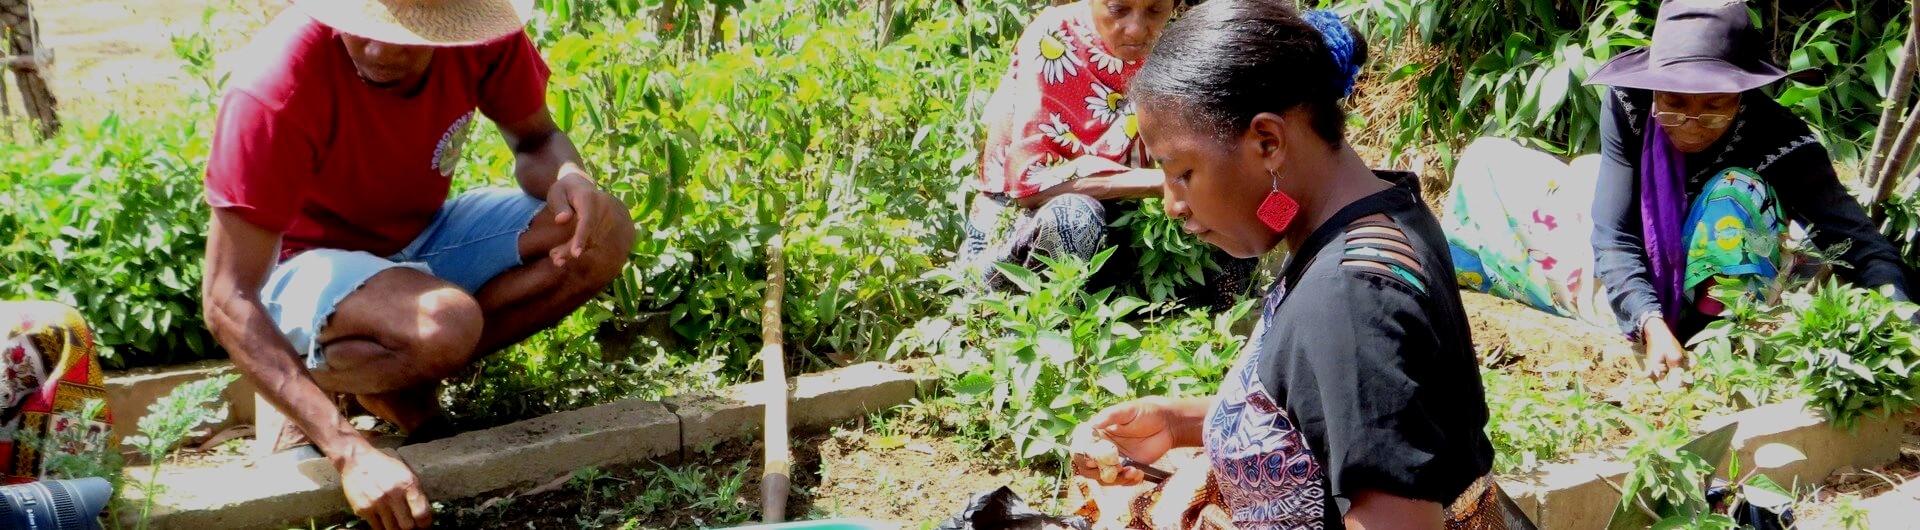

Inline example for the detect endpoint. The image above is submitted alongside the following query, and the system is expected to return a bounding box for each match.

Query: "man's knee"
[409,287,484,376]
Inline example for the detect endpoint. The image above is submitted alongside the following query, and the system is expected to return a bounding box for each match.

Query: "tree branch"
[1868,31,1918,193]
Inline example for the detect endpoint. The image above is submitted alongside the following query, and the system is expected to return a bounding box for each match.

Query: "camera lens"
[0,478,112,530]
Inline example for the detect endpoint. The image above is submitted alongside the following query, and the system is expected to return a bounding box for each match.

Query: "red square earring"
[1256,169,1298,233]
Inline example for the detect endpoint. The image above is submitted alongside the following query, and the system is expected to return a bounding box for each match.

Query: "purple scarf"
[1640,117,1688,331]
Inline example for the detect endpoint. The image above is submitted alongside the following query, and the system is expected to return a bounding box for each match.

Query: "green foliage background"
[1333,0,1913,165]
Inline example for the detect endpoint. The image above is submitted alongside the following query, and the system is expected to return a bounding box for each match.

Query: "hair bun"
[1301,10,1362,98]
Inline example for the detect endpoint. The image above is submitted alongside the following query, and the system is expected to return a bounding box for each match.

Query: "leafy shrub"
[455,0,1026,377]
[1878,190,1920,270]
[1693,279,1920,428]
[441,309,729,430]
[0,114,217,369]
[894,249,1252,461]
[1112,199,1220,304]
[0,8,240,369]
[1611,421,1728,528]
[1480,369,1623,473]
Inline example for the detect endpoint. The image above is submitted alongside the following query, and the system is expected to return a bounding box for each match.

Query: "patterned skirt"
[960,192,1256,307]
[1073,456,1534,530]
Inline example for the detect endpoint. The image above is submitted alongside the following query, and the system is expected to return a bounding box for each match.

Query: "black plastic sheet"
[933,486,1091,530]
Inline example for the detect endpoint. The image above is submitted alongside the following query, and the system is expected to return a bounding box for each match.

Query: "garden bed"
[122,362,930,529]
[1797,416,1920,528]
[1500,400,1913,529]
[428,421,1060,528]
[409,390,1916,530]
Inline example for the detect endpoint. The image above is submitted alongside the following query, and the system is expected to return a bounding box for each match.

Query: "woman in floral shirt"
[961,0,1251,303]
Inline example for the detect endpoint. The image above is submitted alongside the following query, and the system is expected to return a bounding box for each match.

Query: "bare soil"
[1796,417,1920,528]
[12,0,281,123]
[1461,291,1639,394]
[421,422,1064,529]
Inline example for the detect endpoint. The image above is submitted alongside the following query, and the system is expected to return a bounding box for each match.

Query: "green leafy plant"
[440,308,729,430]
[1112,199,1222,304]
[123,373,237,530]
[0,111,218,368]
[1605,420,1804,530]
[1774,7,1910,162]
[1830,493,1871,530]
[1334,0,1913,169]
[1692,279,1920,429]
[1480,368,1624,473]
[895,249,1251,462]
[1607,420,1734,529]
[1877,190,1920,270]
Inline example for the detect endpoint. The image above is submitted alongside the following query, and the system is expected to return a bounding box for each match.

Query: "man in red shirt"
[199,1,635,527]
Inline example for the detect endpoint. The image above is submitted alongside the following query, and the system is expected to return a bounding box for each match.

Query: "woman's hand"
[1642,317,1690,386]
[1070,398,1186,486]
[1014,166,1164,209]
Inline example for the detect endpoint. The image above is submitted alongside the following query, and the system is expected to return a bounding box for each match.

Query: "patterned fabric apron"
[1201,284,1331,529]
[0,301,114,484]
[1445,138,1789,326]
[1681,168,1785,301]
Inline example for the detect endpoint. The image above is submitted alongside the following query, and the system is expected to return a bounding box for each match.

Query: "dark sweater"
[1591,87,1910,338]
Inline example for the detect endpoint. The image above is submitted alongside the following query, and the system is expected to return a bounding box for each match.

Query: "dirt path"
[16,0,280,122]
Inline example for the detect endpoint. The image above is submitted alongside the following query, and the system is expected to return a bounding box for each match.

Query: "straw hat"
[291,0,536,47]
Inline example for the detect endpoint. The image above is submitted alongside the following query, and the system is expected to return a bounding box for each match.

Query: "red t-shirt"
[204,11,551,259]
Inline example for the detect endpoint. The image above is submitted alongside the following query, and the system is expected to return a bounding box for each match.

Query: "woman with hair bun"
[1067,1,1501,527]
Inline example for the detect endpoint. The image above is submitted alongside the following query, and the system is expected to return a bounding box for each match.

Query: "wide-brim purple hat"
[1586,0,1812,94]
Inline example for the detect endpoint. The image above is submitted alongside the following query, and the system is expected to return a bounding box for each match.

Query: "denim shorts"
[263,188,546,370]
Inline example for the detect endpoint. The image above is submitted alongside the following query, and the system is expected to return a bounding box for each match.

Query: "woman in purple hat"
[1588,0,1911,380]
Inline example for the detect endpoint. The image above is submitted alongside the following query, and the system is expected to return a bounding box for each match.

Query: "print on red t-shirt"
[204,11,552,261]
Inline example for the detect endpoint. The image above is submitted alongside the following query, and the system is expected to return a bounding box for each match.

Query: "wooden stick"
[0,54,38,70]
[2,65,14,142]
[759,233,791,524]
[1867,30,1918,194]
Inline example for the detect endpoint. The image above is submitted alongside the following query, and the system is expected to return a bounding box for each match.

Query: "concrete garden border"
[1498,399,1913,530]
[102,311,679,448]
[109,355,1913,529]
[105,360,257,447]
[126,362,933,529]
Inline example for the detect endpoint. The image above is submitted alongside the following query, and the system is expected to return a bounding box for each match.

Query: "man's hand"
[545,168,612,267]
[339,446,431,530]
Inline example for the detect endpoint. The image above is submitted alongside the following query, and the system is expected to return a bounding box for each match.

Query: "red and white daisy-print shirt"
[976,3,1149,199]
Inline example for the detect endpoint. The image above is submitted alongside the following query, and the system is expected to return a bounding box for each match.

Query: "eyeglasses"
[1653,111,1734,129]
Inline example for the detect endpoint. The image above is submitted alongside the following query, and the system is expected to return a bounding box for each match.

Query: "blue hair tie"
[1302,10,1359,98]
